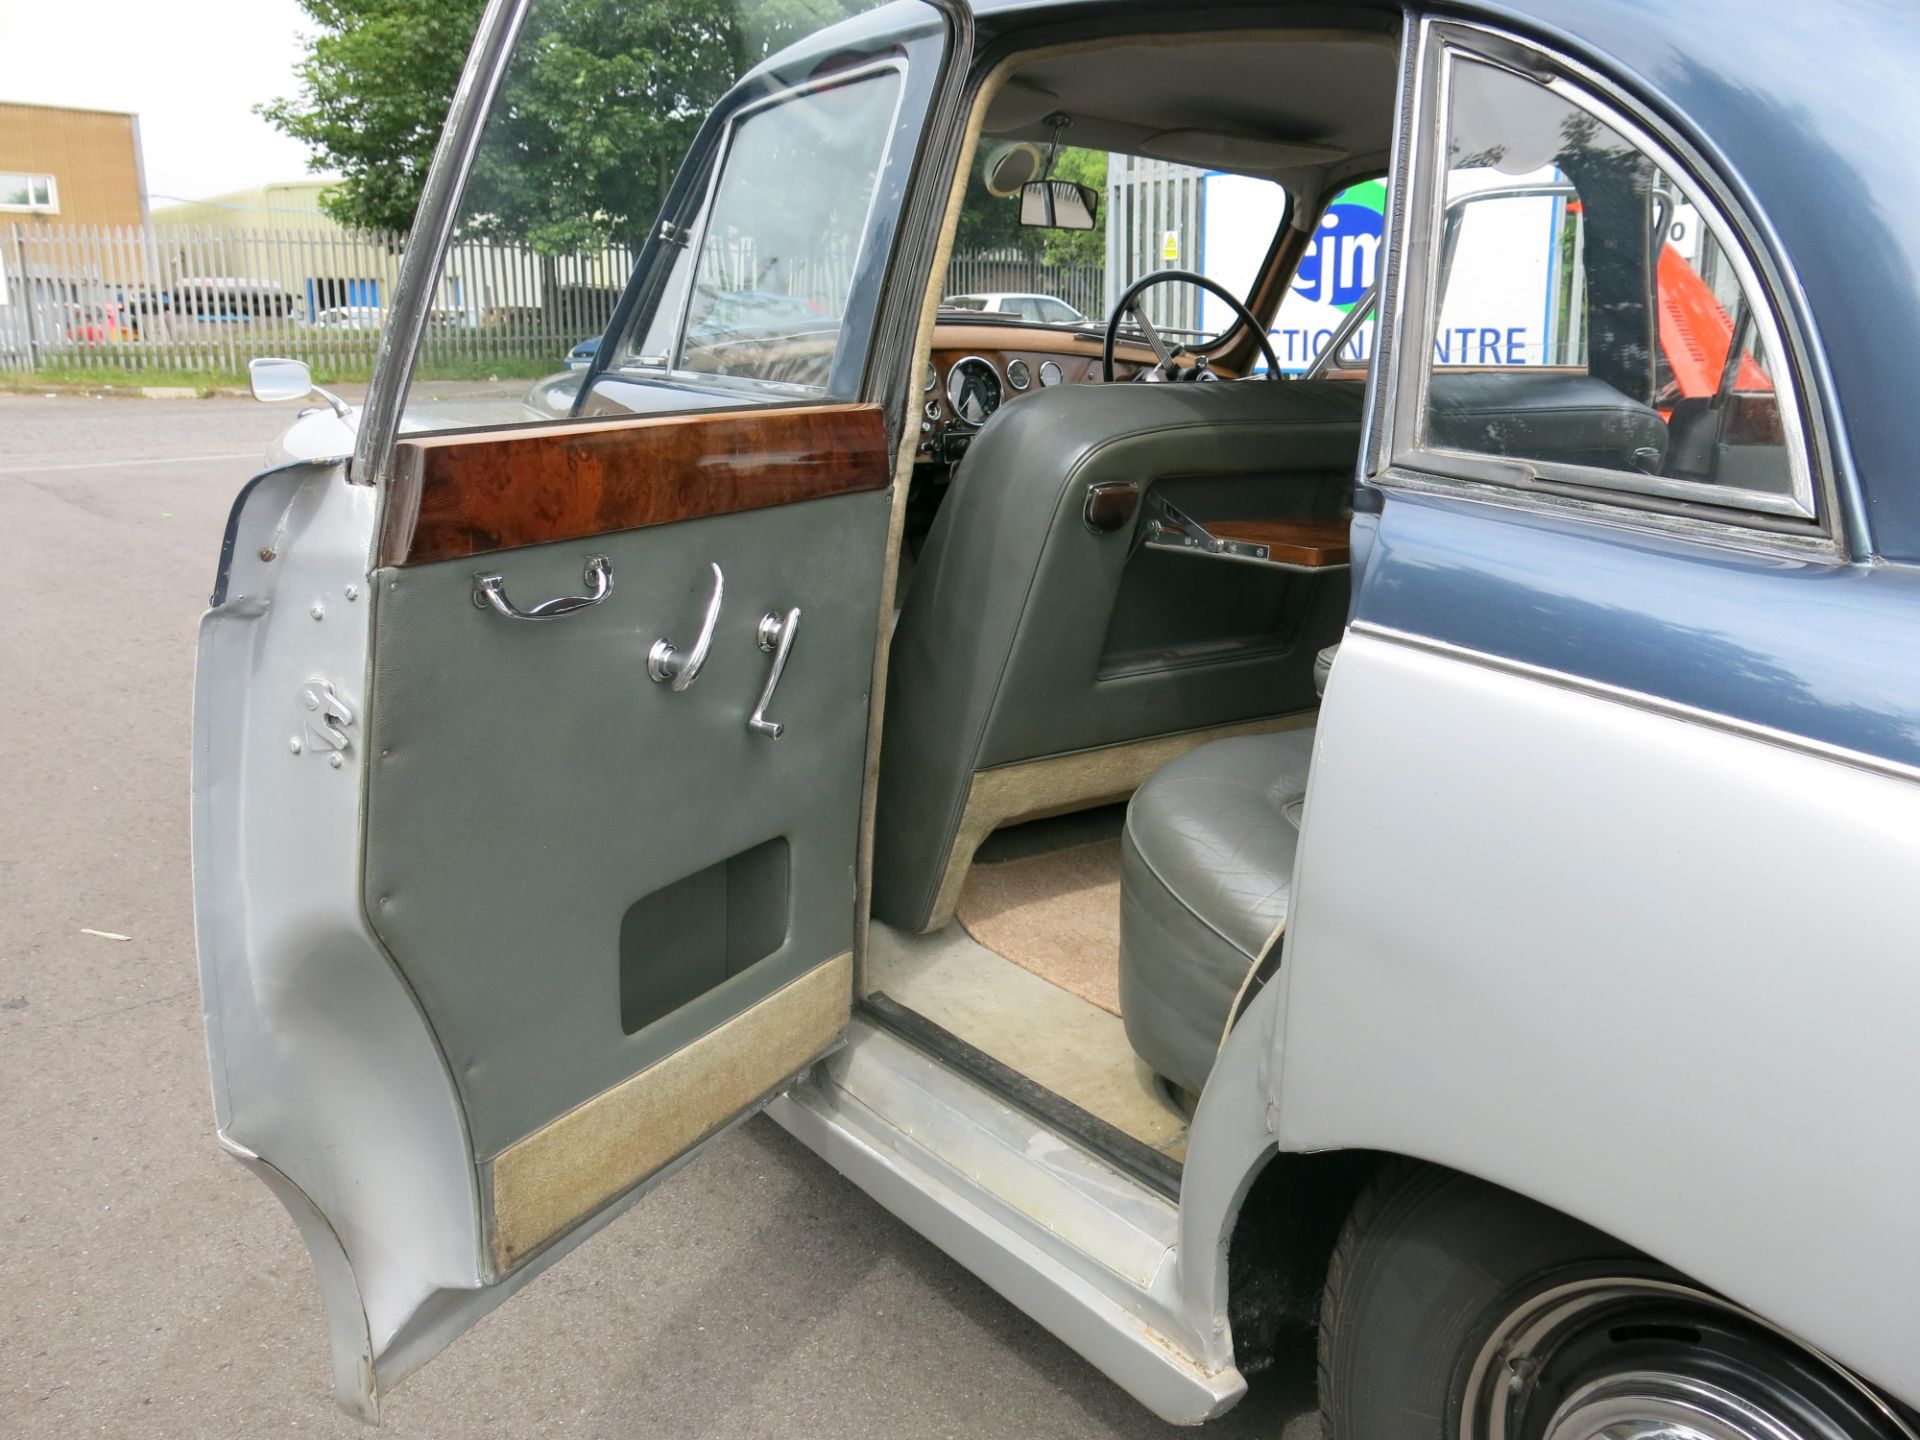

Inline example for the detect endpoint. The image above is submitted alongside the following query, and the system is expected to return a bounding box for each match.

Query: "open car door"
[190,0,963,1419]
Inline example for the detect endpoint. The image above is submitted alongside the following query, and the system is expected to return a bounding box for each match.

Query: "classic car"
[199,0,1920,1436]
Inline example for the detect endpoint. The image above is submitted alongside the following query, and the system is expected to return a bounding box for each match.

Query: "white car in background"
[309,304,384,330]
[943,291,1090,324]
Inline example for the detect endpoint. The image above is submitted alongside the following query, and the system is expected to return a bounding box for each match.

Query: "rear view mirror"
[1020,180,1100,231]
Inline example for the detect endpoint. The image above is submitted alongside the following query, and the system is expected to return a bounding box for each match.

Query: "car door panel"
[190,0,962,1414]
[364,419,894,1166]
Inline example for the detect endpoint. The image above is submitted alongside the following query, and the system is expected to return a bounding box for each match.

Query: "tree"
[264,0,862,249]
[262,0,486,236]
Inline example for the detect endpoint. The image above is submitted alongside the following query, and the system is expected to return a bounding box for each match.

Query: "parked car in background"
[63,302,126,343]
[310,305,384,331]
[205,2,1920,1437]
[943,290,1090,324]
[171,278,299,323]
[565,336,600,370]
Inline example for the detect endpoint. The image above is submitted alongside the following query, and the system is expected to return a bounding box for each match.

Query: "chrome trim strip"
[351,0,529,487]
[1369,463,1844,563]
[1348,620,1920,787]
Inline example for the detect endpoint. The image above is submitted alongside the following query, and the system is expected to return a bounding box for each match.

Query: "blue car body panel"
[1351,499,1920,772]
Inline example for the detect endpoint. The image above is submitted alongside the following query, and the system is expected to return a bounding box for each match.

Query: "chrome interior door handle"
[748,607,800,738]
[473,555,611,619]
[647,562,724,691]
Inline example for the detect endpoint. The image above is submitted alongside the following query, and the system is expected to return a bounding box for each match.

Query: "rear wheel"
[1318,1165,1913,1440]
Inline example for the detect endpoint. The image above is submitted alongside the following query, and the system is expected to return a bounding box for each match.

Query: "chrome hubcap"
[1460,1277,1914,1440]
[1542,1372,1802,1440]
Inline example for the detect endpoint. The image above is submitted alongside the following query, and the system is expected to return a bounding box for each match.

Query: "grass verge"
[1,355,558,396]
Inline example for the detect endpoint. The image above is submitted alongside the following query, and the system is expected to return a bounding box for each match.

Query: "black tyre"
[1318,1164,1911,1440]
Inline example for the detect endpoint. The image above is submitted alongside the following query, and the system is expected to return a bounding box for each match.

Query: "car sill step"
[765,1017,1244,1425]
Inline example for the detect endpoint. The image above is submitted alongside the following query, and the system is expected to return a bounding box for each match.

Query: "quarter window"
[1400,46,1812,522]
[667,69,903,391]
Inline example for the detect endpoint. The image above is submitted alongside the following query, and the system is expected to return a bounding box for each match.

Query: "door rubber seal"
[860,991,1183,1200]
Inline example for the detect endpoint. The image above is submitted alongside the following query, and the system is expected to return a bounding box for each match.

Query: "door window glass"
[1408,53,1805,512]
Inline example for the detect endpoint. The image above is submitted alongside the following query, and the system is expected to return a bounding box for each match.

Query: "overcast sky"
[0,0,336,207]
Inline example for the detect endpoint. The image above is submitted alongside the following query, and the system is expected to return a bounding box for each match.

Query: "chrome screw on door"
[648,562,724,690]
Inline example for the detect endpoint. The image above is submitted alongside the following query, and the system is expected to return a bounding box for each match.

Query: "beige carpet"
[955,837,1125,1015]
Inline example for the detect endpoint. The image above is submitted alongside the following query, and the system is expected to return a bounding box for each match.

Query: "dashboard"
[916,321,1157,465]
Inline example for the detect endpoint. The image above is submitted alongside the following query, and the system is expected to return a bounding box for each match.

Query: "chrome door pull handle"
[474,555,611,619]
[748,607,800,738]
[648,562,724,690]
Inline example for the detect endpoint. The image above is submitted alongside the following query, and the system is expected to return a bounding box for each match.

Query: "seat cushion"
[1118,728,1314,1097]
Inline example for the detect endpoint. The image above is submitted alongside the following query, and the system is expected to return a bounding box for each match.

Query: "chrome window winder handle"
[648,562,724,691]
[473,555,612,619]
[748,608,801,738]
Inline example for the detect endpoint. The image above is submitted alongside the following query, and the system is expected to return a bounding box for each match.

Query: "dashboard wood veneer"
[1207,515,1352,567]
[384,402,888,566]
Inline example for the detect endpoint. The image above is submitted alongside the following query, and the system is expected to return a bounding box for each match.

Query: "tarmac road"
[0,392,1320,1439]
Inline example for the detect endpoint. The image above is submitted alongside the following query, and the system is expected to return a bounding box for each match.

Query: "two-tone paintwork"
[193,0,1920,1425]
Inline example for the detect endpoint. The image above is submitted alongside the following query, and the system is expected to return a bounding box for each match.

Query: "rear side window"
[1395,42,1814,524]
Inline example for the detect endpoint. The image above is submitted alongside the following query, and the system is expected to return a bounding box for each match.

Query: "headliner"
[983,28,1401,204]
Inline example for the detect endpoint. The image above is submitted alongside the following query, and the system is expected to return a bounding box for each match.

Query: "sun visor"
[1137,129,1346,174]
[984,78,1061,133]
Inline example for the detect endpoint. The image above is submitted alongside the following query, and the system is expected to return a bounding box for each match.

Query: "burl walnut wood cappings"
[384,403,889,566]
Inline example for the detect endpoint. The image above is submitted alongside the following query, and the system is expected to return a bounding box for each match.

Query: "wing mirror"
[1019,180,1100,232]
[248,356,351,419]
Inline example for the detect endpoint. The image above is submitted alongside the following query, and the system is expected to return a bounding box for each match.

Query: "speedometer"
[945,356,1003,426]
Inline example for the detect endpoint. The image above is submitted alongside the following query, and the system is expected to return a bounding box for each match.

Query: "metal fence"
[1105,157,1208,336]
[0,217,1143,376]
[0,221,638,375]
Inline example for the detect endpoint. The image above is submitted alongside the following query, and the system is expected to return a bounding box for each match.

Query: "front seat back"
[871,379,1363,934]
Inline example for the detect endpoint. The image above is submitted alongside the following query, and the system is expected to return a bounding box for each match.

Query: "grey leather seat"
[872,380,1360,934]
[1118,727,1314,1098]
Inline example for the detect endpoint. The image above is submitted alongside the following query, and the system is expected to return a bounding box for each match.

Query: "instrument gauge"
[944,356,1003,426]
[1006,358,1031,390]
[1039,360,1064,387]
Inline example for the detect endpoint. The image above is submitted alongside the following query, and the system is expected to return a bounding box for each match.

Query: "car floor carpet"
[955,828,1126,1017]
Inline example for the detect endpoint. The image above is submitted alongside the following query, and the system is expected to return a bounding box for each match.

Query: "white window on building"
[0,172,59,213]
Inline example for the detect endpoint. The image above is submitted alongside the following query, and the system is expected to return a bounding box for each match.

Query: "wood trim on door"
[381,402,890,566]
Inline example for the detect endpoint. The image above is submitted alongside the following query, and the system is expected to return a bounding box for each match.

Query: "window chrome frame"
[353,0,529,486]
[1369,18,1838,556]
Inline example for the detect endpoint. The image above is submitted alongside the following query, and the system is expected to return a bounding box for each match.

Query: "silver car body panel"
[192,458,474,1418]
[193,457,660,1418]
[1271,625,1920,1405]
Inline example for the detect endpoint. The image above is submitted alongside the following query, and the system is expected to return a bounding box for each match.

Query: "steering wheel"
[1101,269,1279,383]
